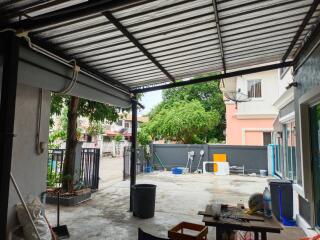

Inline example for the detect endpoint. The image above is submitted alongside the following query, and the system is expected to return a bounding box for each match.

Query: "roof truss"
[103,11,175,83]
[212,0,226,74]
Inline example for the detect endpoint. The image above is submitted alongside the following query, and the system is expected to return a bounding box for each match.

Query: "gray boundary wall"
[151,144,268,174]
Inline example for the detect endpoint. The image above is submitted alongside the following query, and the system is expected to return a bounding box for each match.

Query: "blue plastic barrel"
[145,166,153,173]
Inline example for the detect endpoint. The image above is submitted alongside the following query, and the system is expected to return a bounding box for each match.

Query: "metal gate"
[123,146,145,180]
[48,148,100,190]
[81,148,100,190]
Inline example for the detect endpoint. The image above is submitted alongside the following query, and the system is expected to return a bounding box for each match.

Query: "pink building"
[226,104,275,145]
[223,70,280,146]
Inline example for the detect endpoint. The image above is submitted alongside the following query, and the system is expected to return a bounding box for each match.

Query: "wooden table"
[199,205,283,240]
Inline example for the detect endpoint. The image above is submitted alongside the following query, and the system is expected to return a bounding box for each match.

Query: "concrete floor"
[46,157,305,240]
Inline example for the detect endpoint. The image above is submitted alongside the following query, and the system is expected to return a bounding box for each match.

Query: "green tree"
[144,100,220,144]
[49,106,68,149]
[138,127,152,165]
[137,128,152,146]
[114,134,123,142]
[50,94,118,192]
[148,73,225,142]
[87,121,104,137]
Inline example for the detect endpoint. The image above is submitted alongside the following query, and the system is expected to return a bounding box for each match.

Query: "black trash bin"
[132,184,156,219]
[268,179,293,222]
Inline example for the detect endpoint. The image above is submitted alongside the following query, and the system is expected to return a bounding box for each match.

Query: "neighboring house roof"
[105,130,118,137]
[123,115,149,123]
[105,130,131,137]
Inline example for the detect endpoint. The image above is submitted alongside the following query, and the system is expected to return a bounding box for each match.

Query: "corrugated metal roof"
[1,0,320,90]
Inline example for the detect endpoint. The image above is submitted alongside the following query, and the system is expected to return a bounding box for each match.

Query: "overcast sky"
[138,90,162,116]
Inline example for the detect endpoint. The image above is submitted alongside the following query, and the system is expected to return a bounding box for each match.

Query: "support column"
[129,94,138,211]
[0,31,20,238]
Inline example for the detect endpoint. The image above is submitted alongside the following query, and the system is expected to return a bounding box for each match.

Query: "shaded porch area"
[1,0,320,238]
[46,171,305,239]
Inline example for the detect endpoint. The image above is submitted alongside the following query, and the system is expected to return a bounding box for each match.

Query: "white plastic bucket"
[260,169,267,177]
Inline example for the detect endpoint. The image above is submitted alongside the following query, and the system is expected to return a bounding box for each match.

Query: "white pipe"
[1,29,131,96]
[35,89,44,155]
[23,36,131,96]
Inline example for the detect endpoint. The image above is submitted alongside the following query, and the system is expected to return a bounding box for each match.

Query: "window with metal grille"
[247,80,262,98]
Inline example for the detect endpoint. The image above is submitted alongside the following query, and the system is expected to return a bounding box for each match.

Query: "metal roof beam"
[131,62,293,93]
[0,0,147,31]
[103,11,175,83]
[212,0,226,74]
[282,0,320,62]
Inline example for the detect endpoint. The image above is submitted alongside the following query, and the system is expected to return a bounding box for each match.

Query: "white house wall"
[278,67,294,97]
[235,70,279,118]
[7,84,50,235]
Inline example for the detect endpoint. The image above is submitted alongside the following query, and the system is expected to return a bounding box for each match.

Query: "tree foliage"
[87,121,104,137]
[144,100,220,144]
[114,134,123,142]
[50,94,119,124]
[146,74,225,143]
[50,95,118,146]
[137,128,152,146]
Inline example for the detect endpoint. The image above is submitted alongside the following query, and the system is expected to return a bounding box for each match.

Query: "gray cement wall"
[7,84,50,235]
[293,28,320,226]
[151,144,268,174]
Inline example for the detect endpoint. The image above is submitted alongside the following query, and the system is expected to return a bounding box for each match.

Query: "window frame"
[274,133,283,178]
[283,121,297,182]
[124,121,130,129]
[247,79,262,99]
[297,85,320,228]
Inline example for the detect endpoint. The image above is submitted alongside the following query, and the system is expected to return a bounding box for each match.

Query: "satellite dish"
[224,90,251,109]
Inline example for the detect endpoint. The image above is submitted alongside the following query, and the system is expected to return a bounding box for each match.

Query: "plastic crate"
[168,222,208,240]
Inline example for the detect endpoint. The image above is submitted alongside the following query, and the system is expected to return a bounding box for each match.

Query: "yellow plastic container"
[213,153,227,162]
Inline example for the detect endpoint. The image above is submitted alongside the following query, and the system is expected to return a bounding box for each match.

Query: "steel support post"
[0,31,20,238]
[129,94,138,211]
